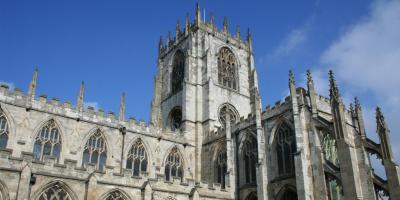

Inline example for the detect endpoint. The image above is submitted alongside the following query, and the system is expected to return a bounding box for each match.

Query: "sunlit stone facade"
[1,3,400,200]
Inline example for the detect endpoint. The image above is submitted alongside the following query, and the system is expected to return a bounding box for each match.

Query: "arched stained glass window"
[215,147,227,189]
[33,120,61,161]
[164,147,183,181]
[245,192,257,200]
[244,137,258,184]
[104,190,128,200]
[276,123,296,176]
[322,132,339,166]
[126,139,148,176]
[37,182,72,200]
[218,47,237,90]
[219,104,238,127]
[280,189,298,200]
[171,50,185,94]
[0,110,9,149]
[169,107,182,131]
[325,173,344,200]
[83,129,107,171]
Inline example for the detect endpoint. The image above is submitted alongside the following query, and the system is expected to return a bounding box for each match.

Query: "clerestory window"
[126,139,148,176]
[0,110,9,149]
[82,129,107,171]
[276,122,296,176]
[33,120,61,161]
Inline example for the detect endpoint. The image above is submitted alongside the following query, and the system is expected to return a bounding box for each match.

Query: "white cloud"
[0,81,15,90]
[321,0,400,163]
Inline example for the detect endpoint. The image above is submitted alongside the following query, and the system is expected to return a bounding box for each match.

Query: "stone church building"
[0,3,399,200]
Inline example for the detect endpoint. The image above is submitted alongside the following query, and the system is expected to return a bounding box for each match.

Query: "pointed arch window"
[276,123,296,176]
[325,173,344,200]
[83,129,107,171]
[245,192,257,200]
[219,104,238,127]
[104,190,128,200]
[33,120,61,161]
[215,147,227,189]
[244,137,258,184]
[126,139,148,176]
[171,50,185,94]
[0,110,9,149]
[164,147,183,181]
[322,132,339,166]
[37,182,72,200]
[218,47,237,90]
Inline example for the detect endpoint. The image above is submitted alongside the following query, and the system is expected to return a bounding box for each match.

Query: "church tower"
[150,3,260,187]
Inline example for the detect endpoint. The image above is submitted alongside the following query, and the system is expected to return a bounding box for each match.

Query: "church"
[0,3,399,200]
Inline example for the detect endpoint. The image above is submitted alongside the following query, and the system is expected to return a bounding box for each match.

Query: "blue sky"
[1,1,400,171]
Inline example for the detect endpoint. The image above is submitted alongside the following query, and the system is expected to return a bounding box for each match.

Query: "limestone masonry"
[0,3,399,200]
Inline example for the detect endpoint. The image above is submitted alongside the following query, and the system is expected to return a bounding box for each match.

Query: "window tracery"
[322,132,339,166]
[215,147,227,189]
[126,139,148,176]
[219,104,238,127]
[244,137,258,184]
[37,182,72,200]
[171,50,185,94]
[104,190,127,200]
[82,129,107,171]
[276,123,296,175]
[33,120,61,161]
[218,47,237,90]
[325,173,344,200]
[164,147,183,181]
[0,110,9,149]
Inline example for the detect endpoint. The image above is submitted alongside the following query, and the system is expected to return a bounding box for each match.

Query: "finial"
[176,20,181,39]
[28,68,39,101]
[119,92,126,121]
[354,97,361,110]
[236,25,241,40]
[247,28,253,52]
[185,13,190,33]
[223,16,228,33]
[195,1,201,25]
[349,103,355,113]
[289,70,295,85]
[209,13,215,27]
[167,31,171,47]
[159,35,163,51]
[77,81,85,112]
[376,107,386,128]
[329,70,341,102]
[306,69,313,84]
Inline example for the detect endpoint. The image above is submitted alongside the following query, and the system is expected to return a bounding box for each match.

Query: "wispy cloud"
[321,0,400,162]
[84,101,99,110]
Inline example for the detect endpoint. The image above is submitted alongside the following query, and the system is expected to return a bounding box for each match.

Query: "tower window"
[171,50,185,94]
[218,47,237,90]
[276,122,296,176]
[219,104,238,127]
[169,107,182,131]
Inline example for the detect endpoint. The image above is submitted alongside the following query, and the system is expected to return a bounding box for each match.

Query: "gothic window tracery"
[322,132,339,166]
[0,110,9,149]
[276,122,296,175]
[219,104,238,127]
[169,107,182,131]
[33,120,61,161]
[126,139,148,176]
[218,47,238,90]
[325,173,344,200]
[171,50,185,94]
[104,190,128,200]
[164,147,183,181]
[37,182,72,200]
[244,192,257,200]
[215,147,227,189]
[82,129,107,171]
[243,137,258,184]
[280,189,298,200]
